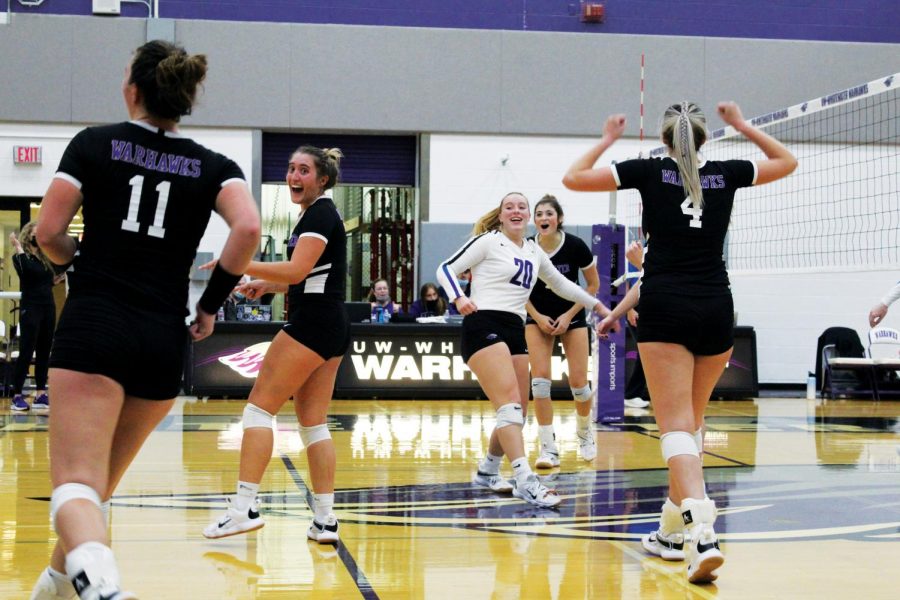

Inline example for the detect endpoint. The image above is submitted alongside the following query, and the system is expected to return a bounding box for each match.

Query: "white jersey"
[437,230,599,322]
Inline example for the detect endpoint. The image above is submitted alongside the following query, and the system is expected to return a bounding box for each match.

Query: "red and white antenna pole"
[639,53,645,143]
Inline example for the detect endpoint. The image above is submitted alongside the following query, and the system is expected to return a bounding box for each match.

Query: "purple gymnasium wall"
[10,0,899,43]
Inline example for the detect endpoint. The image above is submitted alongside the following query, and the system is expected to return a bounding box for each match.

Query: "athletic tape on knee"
[531,377,551,400]
[660,431,700,462]
[495,403,524,429]
[299,423,331,448]
[571,384,592,403]
[693,428,704,453]
[51,483,101,530]
[242,404,276,430]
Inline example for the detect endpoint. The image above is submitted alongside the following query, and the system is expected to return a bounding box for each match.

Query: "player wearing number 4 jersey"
[565,102,796,584]
[437,192,617,509]
[30,41,260,600]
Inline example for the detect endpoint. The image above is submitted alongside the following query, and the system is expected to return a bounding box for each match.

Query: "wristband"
[198,263,242,315]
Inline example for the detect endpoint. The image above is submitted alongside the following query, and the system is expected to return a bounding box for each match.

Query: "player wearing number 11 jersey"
[30,40,259,600]
[437,192,615,510]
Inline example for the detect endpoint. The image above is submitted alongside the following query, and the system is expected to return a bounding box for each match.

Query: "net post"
[592,222,626,424]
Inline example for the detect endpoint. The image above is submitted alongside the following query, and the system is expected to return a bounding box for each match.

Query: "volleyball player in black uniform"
[30,41,260,600]
[525,195,600,468]
[565,103,796,584]
[204,146,349,546]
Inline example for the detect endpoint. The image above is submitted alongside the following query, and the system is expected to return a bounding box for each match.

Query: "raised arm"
[869,281,900,327]
[562,114,627,192]
[717,102,798,185]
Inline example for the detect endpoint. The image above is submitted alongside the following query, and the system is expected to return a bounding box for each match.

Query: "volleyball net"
[623,73,900,273]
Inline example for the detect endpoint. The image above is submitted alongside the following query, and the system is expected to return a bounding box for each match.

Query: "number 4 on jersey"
[122,175,170,238]
[680,198,703,229]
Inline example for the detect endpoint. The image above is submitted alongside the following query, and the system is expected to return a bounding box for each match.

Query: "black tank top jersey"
[56,121,245,316]
[527,232,595,317]
[613,156,756,296]
[285,197,347,313]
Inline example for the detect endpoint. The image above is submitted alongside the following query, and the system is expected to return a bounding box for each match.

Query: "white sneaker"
[682,498,723,584]
[534,450,560,469]
[203,498,265,539]
[307,515,339,545]
[30,567,76,600]
[473,471,514,493]
[70,573,136,600]
[686,524,723,583]
[512,474,562,508]
[625,397,650,408]
[577,429,597,461]
[641,529,686,561]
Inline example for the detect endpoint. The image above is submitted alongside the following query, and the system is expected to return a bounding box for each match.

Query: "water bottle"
[372,305,384,324]
[217,306,225,321]
[806,371,816,399]
[383,308,391,323]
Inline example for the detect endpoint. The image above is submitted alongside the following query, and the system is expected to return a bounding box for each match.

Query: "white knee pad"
[694,428,704,453]
[299,423,332,448]
[571,384,592,403]
[531,377,552,400]
[51,483,101,531]
[243,404,276,431]
[495,403,524,429]
[660,431,700,462]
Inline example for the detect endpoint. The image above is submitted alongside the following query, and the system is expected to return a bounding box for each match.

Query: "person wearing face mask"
[524,195,601,468]
[408,282,449,318]
[437,192,617,508]
[368,278,400,320]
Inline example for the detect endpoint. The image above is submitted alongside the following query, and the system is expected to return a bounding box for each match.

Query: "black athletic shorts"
[283,300,351,359]
[50,294,188,400]
[636,291,734,356]
[461,309,527,362]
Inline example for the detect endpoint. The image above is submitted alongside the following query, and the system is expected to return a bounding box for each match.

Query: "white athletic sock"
[479,452,503,475]
[575,413,591,434]
[538,425,557,452]
[659,498,683,535]
[234,480,260,511]
[313,493,335,521]
[511,457,532,483]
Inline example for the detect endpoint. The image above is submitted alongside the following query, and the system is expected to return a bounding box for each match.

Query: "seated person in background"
[408,282,449,318]
[869,281,900,327]
[369,278,400,316]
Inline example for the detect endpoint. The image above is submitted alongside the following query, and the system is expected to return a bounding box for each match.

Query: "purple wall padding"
[13,1,900,43]
[261,132,417,185]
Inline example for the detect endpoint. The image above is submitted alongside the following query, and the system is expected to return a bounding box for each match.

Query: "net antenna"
[622,72,900,274]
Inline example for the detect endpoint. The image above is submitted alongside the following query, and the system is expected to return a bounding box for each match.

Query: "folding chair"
[819,327,876,399]
[867,327,900,399]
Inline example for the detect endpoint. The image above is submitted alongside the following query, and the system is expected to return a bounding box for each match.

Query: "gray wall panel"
[1,15,897,134]
[287,25,503,133]
[70,19,146,123]
[501,32,708,136]
[176,20,293,129]
[703,39,900,124]
[0,16,73,121]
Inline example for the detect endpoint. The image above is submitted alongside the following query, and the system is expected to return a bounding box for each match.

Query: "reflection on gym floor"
[2,397,899,598]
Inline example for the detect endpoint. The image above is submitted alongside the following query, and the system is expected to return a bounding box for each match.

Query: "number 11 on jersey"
[122,175,170,238]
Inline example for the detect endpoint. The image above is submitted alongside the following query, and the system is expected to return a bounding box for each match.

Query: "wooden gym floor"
[2,396,899,599]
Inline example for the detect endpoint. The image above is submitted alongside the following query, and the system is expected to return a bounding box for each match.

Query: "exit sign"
[13,146,42,164]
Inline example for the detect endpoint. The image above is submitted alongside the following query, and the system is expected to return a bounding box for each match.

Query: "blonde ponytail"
[661,102,708,209]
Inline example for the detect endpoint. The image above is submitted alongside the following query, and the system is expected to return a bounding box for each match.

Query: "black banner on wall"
[185,323,758,399]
